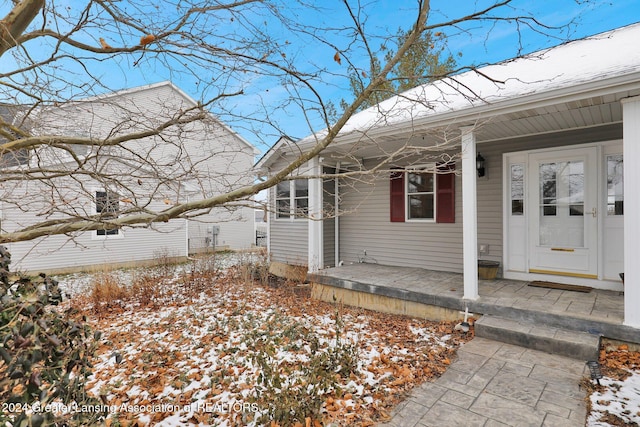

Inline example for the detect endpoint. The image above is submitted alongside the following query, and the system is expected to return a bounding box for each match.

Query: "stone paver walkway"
[380,337,588,427]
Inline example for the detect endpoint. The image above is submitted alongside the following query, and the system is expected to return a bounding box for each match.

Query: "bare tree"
[0,0,582,244]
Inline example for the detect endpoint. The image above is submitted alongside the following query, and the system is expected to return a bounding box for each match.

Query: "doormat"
[528,281,592,293]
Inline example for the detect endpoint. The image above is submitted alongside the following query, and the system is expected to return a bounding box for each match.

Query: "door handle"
[591,207,597,218]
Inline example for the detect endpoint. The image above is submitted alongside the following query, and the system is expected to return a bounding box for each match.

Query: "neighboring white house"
[257,23,640,328]
[1,82,257,273]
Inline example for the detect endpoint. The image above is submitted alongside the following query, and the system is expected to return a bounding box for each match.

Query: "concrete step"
[474,315,600,361]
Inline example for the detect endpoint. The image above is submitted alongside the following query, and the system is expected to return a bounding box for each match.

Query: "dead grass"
[88,271,129,315]
[80,252,229,317]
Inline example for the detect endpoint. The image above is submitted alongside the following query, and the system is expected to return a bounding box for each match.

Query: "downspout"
[185,195,190,256]
[334,162,340,267]
[266,169,271,255]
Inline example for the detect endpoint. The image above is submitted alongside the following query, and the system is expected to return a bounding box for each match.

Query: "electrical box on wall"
[206,226,220,247]
[479,244,489,255]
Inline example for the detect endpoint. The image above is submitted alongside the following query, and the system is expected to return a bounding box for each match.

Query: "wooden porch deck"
[308,263,639,344]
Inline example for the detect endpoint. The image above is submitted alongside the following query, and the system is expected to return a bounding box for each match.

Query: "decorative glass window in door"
[539,161,584,247]
[510,164,524,215]
[606,155,623,215]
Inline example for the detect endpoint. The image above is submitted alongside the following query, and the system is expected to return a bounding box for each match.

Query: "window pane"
[294,198,308,217]
[408,194,434,219]
[569,205,584,216]
[276,200,290,218]
[540,163,557,216]
[511,166,524,199]
[510,164,524,215]
[96,191,108,213]
[276,181,290,198]
[96,191,119,215]
[607,155,623,215]
[294,179,308,197]
[539,160,584,247]
[568,161,584,204]
[511,200,524,215]
[407,172,433,193]
[1,149,29,167]
[96,191,119,235]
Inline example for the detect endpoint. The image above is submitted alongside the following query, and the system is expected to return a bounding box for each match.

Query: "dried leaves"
[64,264,471,426]
[583,343,640,426]
[140,34,156,46]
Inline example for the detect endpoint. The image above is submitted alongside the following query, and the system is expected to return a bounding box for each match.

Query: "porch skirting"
[311,283,464,322]
[307,264,640,346]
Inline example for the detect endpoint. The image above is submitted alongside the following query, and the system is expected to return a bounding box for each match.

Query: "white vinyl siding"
[323,170,336,268]
[338,159,463,272]
[268,162,311,266]
[2,82,255,272]
[266,124,622,274]
[3,183,186,273]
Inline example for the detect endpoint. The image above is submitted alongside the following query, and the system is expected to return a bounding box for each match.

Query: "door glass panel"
[607,154,623,215]
[539,161,584,247]
[510,164,524,215]
[540,163,557,216]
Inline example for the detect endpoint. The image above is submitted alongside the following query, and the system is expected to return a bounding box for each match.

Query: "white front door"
[528,147,598,278]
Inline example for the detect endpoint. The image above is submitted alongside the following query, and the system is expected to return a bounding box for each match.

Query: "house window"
[1,149,29,167]
[510,164,524,215]
[390,163,455,223]
[606,154,623,215]
[275,179,308,219]
[407,171,435,220]
[275,182,291,218]
[95,190,120,236]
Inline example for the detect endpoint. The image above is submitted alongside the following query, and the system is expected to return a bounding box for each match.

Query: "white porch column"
[622,97,640,327]
[461,127,479,300]
[307,157,323,273]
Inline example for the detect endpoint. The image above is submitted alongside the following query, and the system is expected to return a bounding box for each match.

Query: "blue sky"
[4,0,640,153]
[223,0,640,152]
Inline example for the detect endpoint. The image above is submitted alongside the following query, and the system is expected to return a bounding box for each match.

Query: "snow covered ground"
[585,345,640,426]
[53,254,640,427]
[55,255,469,426]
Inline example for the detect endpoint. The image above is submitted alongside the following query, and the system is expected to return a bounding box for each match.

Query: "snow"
[51,256,640,426]
[53,257,468,426]
[587,370,640,426]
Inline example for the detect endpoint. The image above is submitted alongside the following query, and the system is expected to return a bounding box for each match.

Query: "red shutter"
[390,170,405,222]
[436,163,455,223]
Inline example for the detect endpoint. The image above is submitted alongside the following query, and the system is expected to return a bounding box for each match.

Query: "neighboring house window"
[607,154,623,216]
[95,190,120,236]
[1,149,29,167]
[275,179,308,219]
[390,163,455,223]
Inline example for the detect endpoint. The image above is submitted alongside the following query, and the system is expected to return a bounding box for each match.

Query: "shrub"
[130,272,161,307]
[0,246,104,426]
[233,249,270,286]
[248,308,358,425]
[89,271,129,315]
[152,247,178,279]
